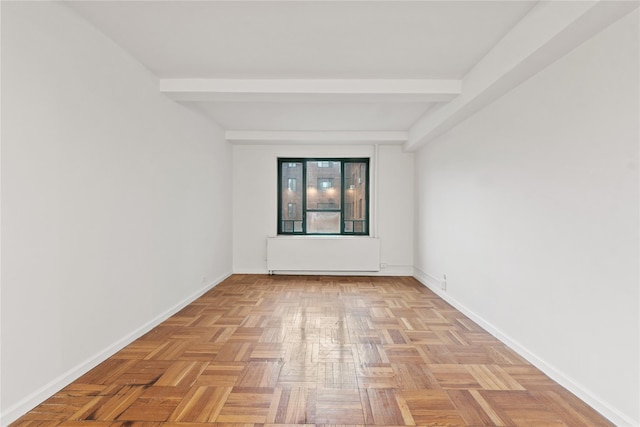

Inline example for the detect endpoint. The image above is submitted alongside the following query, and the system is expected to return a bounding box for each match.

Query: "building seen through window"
[278,158,369,235]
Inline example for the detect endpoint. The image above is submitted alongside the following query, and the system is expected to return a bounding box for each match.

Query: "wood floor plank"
[429,364,482,390]
[402,389,467,425]
[319,362,357,389]
[235,361,283,388]
[168,386,232,422]
[391,363,440,390]
[352,343,388,364]
[215,342,255,362]
[268,387,314,423]
[315,389,365,424]
[356,364,399,389]
[466,364,525,391]
[154,361,209,387]
[215,387,275,423]
[365,389,406,425]
[10,275,614,427]
[74,384,145,421]
[194,363,245,387]
[448,389,498,426]
[116,386,187,422]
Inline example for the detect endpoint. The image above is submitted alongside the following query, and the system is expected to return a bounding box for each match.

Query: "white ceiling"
[66,1,536,79]
[64,0,637,149]
[199,101,434,132]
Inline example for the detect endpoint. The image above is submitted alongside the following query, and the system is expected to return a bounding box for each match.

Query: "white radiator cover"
[267,236,381,272]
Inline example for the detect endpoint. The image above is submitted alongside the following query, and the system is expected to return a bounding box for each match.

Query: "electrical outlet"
[380,263,388,269]
[441,274,447,291]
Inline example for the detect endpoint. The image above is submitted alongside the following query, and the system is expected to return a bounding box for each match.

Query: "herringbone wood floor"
[12,275,612,426]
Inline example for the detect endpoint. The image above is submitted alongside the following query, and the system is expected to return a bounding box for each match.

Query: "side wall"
[414,10,639,425]
[233,144,413,275]
[1,2,233,423]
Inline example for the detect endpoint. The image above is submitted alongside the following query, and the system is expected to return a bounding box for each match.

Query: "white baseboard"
[375,264,415,276]
[0,271,232,427]
[413,267,636,427]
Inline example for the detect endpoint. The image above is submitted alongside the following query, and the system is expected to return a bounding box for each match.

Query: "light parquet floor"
[12,275,613,426]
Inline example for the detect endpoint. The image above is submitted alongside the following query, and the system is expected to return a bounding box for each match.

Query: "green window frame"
[278,158,370,235]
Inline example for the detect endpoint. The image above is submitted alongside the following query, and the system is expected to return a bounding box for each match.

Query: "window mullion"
[302,160,307,234]
[277,159,282,234]
[340,160,345,234]
[365,159,370,235]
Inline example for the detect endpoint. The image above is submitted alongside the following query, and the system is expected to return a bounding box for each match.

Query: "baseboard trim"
[0,271,232,427]
[376,265,415,276]
[413,267,636,427]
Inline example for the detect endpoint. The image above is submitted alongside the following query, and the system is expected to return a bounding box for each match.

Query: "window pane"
[344,162,367,233]
[281,161,303,231]
[307,211,340,233]
[282,219,304,232]
[307,161,341,210]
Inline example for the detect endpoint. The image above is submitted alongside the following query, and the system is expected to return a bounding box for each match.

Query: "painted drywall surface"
[415,10,638,424]
[377,145,414,270]
[232,144,413,274]
[1,1,232,418]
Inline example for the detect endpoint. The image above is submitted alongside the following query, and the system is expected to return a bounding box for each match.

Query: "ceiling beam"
[160,78,461,103]
[225,130,407,145]
[404,0,639,152]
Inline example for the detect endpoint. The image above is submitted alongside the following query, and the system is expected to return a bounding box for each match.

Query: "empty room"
[1,1,638,426]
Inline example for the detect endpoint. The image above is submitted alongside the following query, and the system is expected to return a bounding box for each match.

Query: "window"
[278,158,369,235]
[287,178,297,192]
[317,178,333,191]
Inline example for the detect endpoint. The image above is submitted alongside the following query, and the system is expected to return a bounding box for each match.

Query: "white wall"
[233,144,413,275]
[377,145,414,272]
[1,2,232,423]
[414,10,638,426]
